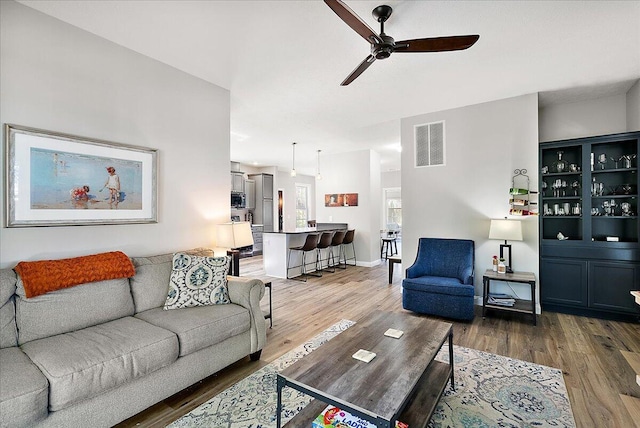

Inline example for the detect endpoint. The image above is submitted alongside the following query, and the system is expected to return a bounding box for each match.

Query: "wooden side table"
[263,281,272,328]
[388,255,401,283]
[482,270,536,325]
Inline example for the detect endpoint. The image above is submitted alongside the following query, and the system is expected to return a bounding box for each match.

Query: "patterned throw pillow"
[163,253,231,310]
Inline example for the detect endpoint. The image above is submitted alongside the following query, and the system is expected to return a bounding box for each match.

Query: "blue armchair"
[402,238,475,321]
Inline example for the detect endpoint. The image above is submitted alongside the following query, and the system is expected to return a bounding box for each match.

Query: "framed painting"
[324,193,359,207]
[4,124,157,227]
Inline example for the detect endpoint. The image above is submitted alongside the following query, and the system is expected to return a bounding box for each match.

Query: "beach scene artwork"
[30,148,143,210]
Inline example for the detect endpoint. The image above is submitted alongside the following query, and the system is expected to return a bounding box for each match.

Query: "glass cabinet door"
[589,138,638,243]
[540,145,583,241]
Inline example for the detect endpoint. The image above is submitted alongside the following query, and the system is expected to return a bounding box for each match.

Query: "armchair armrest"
[227,276,266,353]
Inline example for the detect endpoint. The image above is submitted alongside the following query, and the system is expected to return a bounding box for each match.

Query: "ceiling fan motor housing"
[373,34,395,59]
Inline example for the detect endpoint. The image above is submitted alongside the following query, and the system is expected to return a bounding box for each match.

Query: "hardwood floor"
[116,256,640,428]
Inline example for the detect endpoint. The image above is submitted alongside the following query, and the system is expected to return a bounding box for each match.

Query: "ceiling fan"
[324,0,480,85]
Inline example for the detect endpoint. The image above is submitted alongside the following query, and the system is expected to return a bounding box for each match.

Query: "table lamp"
[489,218,523,273]
[216,222,254,276]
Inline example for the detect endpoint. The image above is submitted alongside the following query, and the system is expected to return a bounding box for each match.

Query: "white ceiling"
[19,0,640,175]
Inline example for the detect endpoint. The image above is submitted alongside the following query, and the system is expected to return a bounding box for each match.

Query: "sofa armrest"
[227,277,266,354]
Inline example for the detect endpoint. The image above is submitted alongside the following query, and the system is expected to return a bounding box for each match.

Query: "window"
[295,185,309,228]
[384,188,401,229]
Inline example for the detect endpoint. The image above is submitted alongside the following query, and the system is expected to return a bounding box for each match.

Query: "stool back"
[317,232,334,249]
[342,229,355,245]
[331,230,346,246]
[300,234,319,252]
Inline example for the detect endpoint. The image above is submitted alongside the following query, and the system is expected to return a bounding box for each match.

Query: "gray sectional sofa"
[0,249,267,427]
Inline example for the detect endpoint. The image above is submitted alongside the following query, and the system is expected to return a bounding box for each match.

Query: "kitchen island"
[263,224,348,278]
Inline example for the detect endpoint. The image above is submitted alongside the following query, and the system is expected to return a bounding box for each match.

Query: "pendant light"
[290,142,297,177]
[316,150,322,180]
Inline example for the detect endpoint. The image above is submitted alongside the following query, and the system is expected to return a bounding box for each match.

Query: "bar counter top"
[264,223,348,234]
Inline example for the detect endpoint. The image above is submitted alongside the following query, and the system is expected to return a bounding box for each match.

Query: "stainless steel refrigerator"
[248,173,273,233]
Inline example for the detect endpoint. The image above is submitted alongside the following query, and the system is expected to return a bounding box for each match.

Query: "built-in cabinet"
[231,171,244,193]
[539,131,640,320]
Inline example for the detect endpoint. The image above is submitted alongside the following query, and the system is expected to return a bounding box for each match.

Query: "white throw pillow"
[163,253,231,310]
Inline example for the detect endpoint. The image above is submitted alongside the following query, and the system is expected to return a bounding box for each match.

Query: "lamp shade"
[216,222,254,249]
[489,219,523,241]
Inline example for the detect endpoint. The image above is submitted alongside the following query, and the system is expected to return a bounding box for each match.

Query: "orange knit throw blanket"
[15,251,135,298]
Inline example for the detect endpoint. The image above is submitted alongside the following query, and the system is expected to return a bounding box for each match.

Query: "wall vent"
[414,121,445,167]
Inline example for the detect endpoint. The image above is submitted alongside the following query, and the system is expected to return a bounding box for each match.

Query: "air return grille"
[414,121,445,167]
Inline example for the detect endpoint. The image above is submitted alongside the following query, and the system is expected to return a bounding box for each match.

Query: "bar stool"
[381,236,398,260]
[316,231,335,273]
[329,230,346,269]
[341,229,356,267]
[287,234,320,281]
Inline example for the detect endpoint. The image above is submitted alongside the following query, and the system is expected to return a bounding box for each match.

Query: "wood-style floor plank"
[115,256,640,428]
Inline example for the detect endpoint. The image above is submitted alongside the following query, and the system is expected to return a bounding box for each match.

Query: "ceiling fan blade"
[394,35,480,53]
[325,0,382,45]
[341,55,376,86]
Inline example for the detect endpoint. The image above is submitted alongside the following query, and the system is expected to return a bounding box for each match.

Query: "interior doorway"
[277,190,283,231]
[383,187,402,253]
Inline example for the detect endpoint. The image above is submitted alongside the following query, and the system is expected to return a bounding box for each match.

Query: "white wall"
[316,150,381,265]
[0,1,230,267]
[539,94,627,142]
[401,94,540,304]
[627,80,640,131]
[381,170,401,188]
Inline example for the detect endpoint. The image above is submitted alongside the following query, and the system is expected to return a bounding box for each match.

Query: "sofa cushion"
[136,303,250,357]
[21,316,178,411]
[164,254,231,310]
[403,276,475,297]
[0,269,18,348]
[15,277,135,345]
[0,347,49,427]
[130,248,214,313]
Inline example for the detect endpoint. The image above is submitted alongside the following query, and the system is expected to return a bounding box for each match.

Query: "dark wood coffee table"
[276,311,453,428]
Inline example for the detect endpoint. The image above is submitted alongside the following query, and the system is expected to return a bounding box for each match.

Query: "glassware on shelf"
[561,180,567,196]
[609,199,618,216]
[572,203,581,215]
[569,163,580,172]
[597,153,607,170]
[609,156,620,169]
[621,202,634,216]
[591,178,604,196]
[591,207,601,216]
[602,200,611,216]
[571,180,580,196]
[620,154,637,169]
[554,151,569,173]
[541,180,548,196]
[619,183,636,195]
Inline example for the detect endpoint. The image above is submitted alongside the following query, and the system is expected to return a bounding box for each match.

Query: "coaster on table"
[384,328,404,339]
[352,349,376,363]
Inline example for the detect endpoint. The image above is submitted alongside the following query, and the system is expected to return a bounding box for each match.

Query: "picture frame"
[4,124,157,227]
[324,193,359,207]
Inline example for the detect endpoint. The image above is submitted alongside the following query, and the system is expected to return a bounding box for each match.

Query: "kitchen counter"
[263,224,348,278]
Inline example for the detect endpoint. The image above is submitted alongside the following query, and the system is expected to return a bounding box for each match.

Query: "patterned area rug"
[169,320,575,428]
